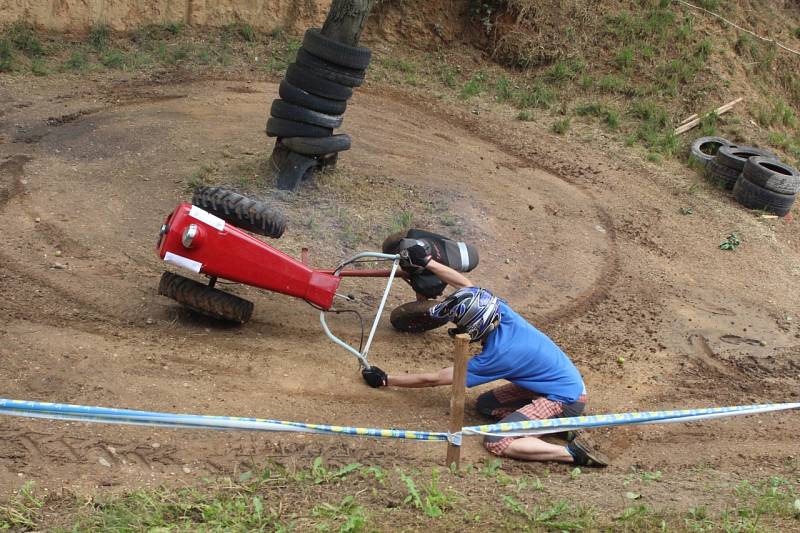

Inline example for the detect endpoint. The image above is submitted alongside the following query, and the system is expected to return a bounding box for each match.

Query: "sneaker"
[567,436,609,467]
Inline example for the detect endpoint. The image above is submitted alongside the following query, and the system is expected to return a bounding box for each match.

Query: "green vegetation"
[4,462,794,532]
[551,117,571,134]
[460,71,487,98]
[88,23,110,50]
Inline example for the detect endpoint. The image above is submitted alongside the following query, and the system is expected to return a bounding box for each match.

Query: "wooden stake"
[446,334,471,469]
[674,97,743,135]
[679,113,698,126]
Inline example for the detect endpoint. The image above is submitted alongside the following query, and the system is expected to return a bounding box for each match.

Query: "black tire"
[382,231,407,254]
[270,99,343,129]
[266,117,332,138]
[158,272,254,324]
[285,63,353,101]
[192,186,287,238]
[279,80,347,115]
[716,145,776,172]
[296,48,365,87]
[742,156,800,195]
[690,136,731,167]
[282,134,352,156]
[733,175,796,217]
[706,158,741,190]
[390,300,449,333]
[302,28,372,71]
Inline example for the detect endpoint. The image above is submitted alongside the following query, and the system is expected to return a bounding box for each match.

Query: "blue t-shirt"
[466,301,585,403]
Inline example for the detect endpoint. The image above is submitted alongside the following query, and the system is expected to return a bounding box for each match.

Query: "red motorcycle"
[156,187,478,366]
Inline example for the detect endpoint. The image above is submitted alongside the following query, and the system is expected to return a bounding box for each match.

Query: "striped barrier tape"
[0,398,797,445]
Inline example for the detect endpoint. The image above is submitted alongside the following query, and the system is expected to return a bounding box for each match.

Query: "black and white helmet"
[430,287,501,342]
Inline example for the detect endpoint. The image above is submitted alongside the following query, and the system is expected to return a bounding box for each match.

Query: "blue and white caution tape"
[462,402,800,437]
[0,398,797,446]
[0,399,448,441]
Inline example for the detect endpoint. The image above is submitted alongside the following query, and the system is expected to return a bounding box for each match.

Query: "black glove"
[362,366,388,388]
[399,244,431,273]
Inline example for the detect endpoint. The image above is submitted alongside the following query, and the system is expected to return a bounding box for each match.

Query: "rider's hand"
[362,366,388,388]
[399,244,431,273]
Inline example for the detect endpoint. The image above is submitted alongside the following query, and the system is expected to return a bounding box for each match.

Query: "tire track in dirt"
[370,88,622,328]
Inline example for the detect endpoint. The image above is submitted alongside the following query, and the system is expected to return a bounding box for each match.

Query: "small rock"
[504,258,510,264]
[182,466,191,474]
[98,457,111,467]
[107,446,117,455]
[34,217,41,223]
[595,225,606,233]
[183,382,189,387]
[52,262,66,269]
[145,318,155,325]
[504,274,511,280]
[54,250,62,257]
[151,442,160,449]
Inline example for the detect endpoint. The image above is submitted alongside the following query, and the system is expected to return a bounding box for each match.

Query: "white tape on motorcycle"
[164,251,202,273]
[189,205,226,231]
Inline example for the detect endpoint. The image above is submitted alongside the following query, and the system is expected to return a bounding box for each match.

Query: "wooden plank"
[674,97,743,135]
[446,334,471,469]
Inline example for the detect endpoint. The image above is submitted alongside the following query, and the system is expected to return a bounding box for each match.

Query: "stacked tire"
[690,136,798,216]
[734,157,799,217]
[267,28,371,160]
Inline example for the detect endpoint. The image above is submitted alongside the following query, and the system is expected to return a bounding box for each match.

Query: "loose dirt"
[1,73,798,513]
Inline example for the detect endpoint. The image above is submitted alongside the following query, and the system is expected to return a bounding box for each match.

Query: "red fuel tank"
[157,203,340,310]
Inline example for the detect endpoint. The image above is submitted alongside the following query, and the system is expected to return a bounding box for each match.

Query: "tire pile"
[691,136,800,216]
[266,28,371,164]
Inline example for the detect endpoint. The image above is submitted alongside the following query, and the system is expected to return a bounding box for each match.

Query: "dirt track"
[1,75,798,503]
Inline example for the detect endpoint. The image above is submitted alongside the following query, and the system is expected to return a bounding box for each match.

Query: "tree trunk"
[321,0,377,46]
[267,0,377,191]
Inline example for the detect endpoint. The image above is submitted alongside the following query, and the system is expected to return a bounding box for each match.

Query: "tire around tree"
[282,134,352,156]
[192,186,287,238]
[158,272,254,324]
[390,300,449,333]
[279,80,348,115]
[706,158,741,189]
[690,136,731,167]
[733,175,796,216]
[266,117,333,138]
[285,63,353,101]
[302,28,372,71]
[270,99,343,129]
[295,49,365,87]
[742,156,800,195]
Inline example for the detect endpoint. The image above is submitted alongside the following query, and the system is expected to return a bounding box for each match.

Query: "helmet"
[430,287,500,342]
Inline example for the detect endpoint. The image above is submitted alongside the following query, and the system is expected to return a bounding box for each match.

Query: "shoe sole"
[572,436,609,467]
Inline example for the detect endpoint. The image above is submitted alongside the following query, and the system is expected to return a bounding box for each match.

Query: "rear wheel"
[390,300,449,333]
[158,272,254,324]
[191,186,287,238]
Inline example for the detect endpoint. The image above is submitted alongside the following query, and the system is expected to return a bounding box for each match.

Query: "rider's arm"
[387,366,453,388]
[425,260,473,289]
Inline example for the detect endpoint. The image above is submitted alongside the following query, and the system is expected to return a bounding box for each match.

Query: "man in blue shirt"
[362,245,608,467]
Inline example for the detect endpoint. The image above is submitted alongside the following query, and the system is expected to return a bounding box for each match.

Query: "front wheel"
[158,272,254,324]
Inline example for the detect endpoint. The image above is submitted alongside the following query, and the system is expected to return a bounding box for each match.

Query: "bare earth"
[1,74,798,512]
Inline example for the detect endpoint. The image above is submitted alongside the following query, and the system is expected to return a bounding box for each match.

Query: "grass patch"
[551,117,571,134]
[7,21,45,57]
[88,23,111,50]
[515,82,555,109]
[576,102,620,129]
[460,71,487,99]
[0,38,14,72]
[63,50,89,71]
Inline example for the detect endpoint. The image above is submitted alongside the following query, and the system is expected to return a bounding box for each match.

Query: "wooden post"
[446,334,471,469]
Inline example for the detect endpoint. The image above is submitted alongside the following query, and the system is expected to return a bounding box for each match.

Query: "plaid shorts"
[475,383,586,456]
